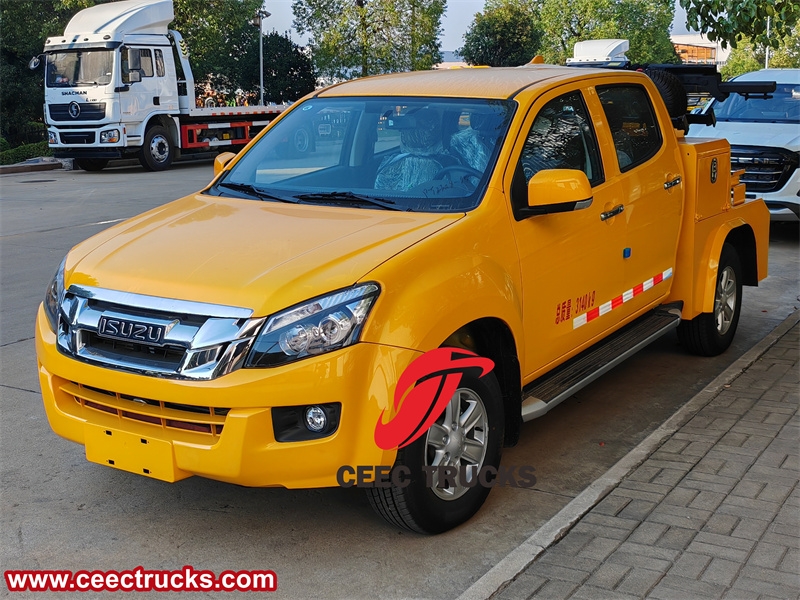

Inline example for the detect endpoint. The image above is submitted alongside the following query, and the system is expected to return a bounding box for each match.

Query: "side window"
[155,49,165,77]
[138,49,154,77]
[519,91,603,186]
[597,85,662,171]
[121,48,154,82]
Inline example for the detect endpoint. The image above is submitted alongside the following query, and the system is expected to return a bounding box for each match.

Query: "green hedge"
[0,141,52,166]
[0,137,10,153]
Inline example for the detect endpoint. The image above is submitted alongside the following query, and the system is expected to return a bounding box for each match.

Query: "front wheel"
[138,126,173,171]
[678,243,743,356]
[367,370,504,534]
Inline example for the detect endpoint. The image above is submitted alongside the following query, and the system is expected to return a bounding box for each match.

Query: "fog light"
[100,129,120,143]
[305,406,327,432]
[48,131,57,144]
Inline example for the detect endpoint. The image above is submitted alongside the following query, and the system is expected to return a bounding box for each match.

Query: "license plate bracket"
[84,424,191,482]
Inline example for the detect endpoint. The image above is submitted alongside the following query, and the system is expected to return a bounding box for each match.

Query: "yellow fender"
[698,217,746,314]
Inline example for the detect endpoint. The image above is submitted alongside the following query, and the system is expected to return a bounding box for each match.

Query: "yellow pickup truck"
[36,64,769,534]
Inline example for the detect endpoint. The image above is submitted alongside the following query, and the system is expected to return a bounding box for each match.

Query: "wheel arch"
[443,318,522,447]
[724,225,758,286]
[144,114,179,149]
[699,220,757,314]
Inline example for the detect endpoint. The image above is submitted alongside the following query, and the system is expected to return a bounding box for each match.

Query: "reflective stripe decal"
[573,268,673,329]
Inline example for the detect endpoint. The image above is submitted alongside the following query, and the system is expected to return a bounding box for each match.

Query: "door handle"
[600,204,624,221]
[664,176,681,190]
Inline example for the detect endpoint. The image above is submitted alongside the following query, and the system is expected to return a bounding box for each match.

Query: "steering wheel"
[433,165,483,182]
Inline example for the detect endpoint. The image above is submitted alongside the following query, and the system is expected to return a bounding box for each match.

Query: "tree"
[172,0,263,97]
[404,0,446,71]
[679,0,800,49]
[459,1,543,67]
[0,0,105,146]
[722,28,800,80]
[234,31,316,103]
[292,0,444,80]
[537,0,678,65]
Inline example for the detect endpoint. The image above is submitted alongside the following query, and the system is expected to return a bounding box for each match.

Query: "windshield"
[712,82,800,124]
[212,97,516,213]
[46,50,113,87]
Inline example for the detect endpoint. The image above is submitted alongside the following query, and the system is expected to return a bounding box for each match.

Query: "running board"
[521,304,682,421]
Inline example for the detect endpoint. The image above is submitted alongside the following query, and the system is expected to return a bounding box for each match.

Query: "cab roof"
[315,65,624,100]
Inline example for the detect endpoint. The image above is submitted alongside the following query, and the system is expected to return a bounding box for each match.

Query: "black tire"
[645,69,687,119]
[678,243,743,356]
[367,369,504,534]
[75,158,108,172]
[138,125,173,171]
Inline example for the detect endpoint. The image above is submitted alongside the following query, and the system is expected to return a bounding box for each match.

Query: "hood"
[688,121,800,150]
[66,194,462,316]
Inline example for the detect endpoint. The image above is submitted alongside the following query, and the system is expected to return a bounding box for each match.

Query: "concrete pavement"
[463,310,800,600]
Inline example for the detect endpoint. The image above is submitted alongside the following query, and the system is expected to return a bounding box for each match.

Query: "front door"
[119,46,159,128]
[506,85,626,383]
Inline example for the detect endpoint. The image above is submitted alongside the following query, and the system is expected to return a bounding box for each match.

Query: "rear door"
[592,81,684,321]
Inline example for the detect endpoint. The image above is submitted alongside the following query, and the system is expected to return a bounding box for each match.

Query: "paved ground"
[488,315,799,600]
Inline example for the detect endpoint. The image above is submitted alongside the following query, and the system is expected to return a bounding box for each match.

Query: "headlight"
[246,283,380,368]
[44,257,66,332]
[48,131,57,145]
[100,129,120,143]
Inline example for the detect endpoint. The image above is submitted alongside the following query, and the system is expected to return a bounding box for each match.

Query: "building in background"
[671,34,732,70]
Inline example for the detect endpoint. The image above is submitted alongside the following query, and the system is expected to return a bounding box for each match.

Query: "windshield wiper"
[217,182,300,204]
[293,191,403,211]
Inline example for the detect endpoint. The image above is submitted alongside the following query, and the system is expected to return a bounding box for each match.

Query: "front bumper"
[36,306,415,488]
[48,123,132,159]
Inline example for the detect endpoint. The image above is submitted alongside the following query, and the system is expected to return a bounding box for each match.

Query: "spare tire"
[645,68,687,119]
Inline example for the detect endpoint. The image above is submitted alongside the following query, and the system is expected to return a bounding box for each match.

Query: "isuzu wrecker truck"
[36,44,773,534]
[30,0,295,171]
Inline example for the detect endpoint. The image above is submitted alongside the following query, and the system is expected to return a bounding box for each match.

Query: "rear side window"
[519,91,604,186]
[597,85,662,172]
[155,49,165,77]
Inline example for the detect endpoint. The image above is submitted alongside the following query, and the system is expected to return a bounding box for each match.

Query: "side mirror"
[519,169,593,217]
[214,152,236,177]
[128,70,141,83]
[29,55,41,70]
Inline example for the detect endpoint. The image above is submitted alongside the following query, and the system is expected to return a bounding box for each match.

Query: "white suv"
[688,69,800,222]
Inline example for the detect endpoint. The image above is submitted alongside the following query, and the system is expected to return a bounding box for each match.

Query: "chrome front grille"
[730,146,799,194]
[63,380,229,436]
[56,285,263,380]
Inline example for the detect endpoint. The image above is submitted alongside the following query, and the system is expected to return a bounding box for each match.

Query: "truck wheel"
[367,370,504,534]
[139,126,173,171]
[645,69,687,119]
[678,243,742,356]
[74,158,108,172]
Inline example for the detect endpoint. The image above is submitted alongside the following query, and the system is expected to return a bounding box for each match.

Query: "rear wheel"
[138,125,173,171]
[678,243,742,356]
[367,370,504,534]
[75,158,108,172]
